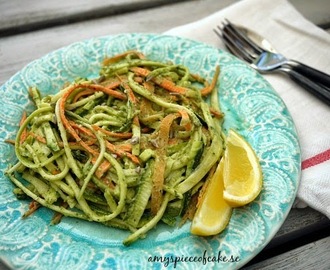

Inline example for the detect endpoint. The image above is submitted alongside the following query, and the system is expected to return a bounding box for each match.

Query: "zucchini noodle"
[5,51,224,245]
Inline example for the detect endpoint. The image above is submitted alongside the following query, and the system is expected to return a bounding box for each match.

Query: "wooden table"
[1,1,329,269]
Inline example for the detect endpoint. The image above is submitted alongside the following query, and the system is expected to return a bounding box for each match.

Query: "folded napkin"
[165,0,330,218]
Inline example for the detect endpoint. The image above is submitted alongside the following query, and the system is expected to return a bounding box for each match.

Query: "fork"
[214,20,330,105]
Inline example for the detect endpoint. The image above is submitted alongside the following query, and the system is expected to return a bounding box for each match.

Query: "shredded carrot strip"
[150,113,180,215]
[118,76,138,104]
[92,125,133,139]
[92,158,111,179]
[72,89,95,103]
[103,50,145,66]
[157,113,181,150]
[105,141,140,165]
[155,78,188,94]
[201,65,220,96]
[19,111,28,144]
[19,111,27,126]
[83,83,126,100]
[131,67,188,94]
[132,115,140,126]
[51,202,68,225]
[134,76,144,83]
[143,81,155,93]
[130,66,150,77]
[117,144,132,152]
[70,121,95,137]
[178,110,192,131]
[209,107,224,119]
[4,139,15,145]
[51,169,60,175]
[101,177,115,189]
[28,132,47,144]
[22,201,41,218]
[168,137,181,145]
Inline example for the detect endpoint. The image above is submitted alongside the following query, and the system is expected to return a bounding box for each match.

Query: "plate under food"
[0,33,301,270]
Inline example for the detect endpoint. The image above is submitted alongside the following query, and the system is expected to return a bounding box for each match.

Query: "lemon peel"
[190,159,232,236]
[223,129,263,207]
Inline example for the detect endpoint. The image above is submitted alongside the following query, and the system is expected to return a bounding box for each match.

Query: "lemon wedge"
[223,129,263,207]
[190,158,232,236]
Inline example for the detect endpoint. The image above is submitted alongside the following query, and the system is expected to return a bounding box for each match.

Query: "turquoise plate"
[0,33,301,270]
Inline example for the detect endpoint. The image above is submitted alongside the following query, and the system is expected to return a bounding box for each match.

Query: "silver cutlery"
[214,19,330,105]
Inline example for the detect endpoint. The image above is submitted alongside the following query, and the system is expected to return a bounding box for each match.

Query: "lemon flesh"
[223,129,262,207]
[190,159,232,236]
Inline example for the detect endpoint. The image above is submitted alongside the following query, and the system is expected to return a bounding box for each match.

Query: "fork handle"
[284,67,330,105]
[286,60,330,88]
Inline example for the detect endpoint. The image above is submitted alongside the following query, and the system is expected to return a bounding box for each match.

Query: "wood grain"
[243,236,330,270]
[0,0,236,85]
[0,0,192,35]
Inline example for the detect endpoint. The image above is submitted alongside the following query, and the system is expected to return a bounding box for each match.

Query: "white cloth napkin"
[165,0,330,218]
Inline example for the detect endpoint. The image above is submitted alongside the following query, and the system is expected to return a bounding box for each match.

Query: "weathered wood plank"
[0,261,10,270]
[1,0,328,36]
[275,207,330,238]
[0,0,193,35]
[0,0,237,86]
[243,236,330,270]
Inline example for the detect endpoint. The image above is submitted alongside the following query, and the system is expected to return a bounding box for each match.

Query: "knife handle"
[287,60,330,88]
[284,68,330,105]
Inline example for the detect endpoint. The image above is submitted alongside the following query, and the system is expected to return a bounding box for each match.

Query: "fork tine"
[214,25,255,64]
[221,23,258,61]
[213,27,248,62]
[223,19,263,55]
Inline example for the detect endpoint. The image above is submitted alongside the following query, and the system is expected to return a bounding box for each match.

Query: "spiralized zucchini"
[5,51,224,245]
